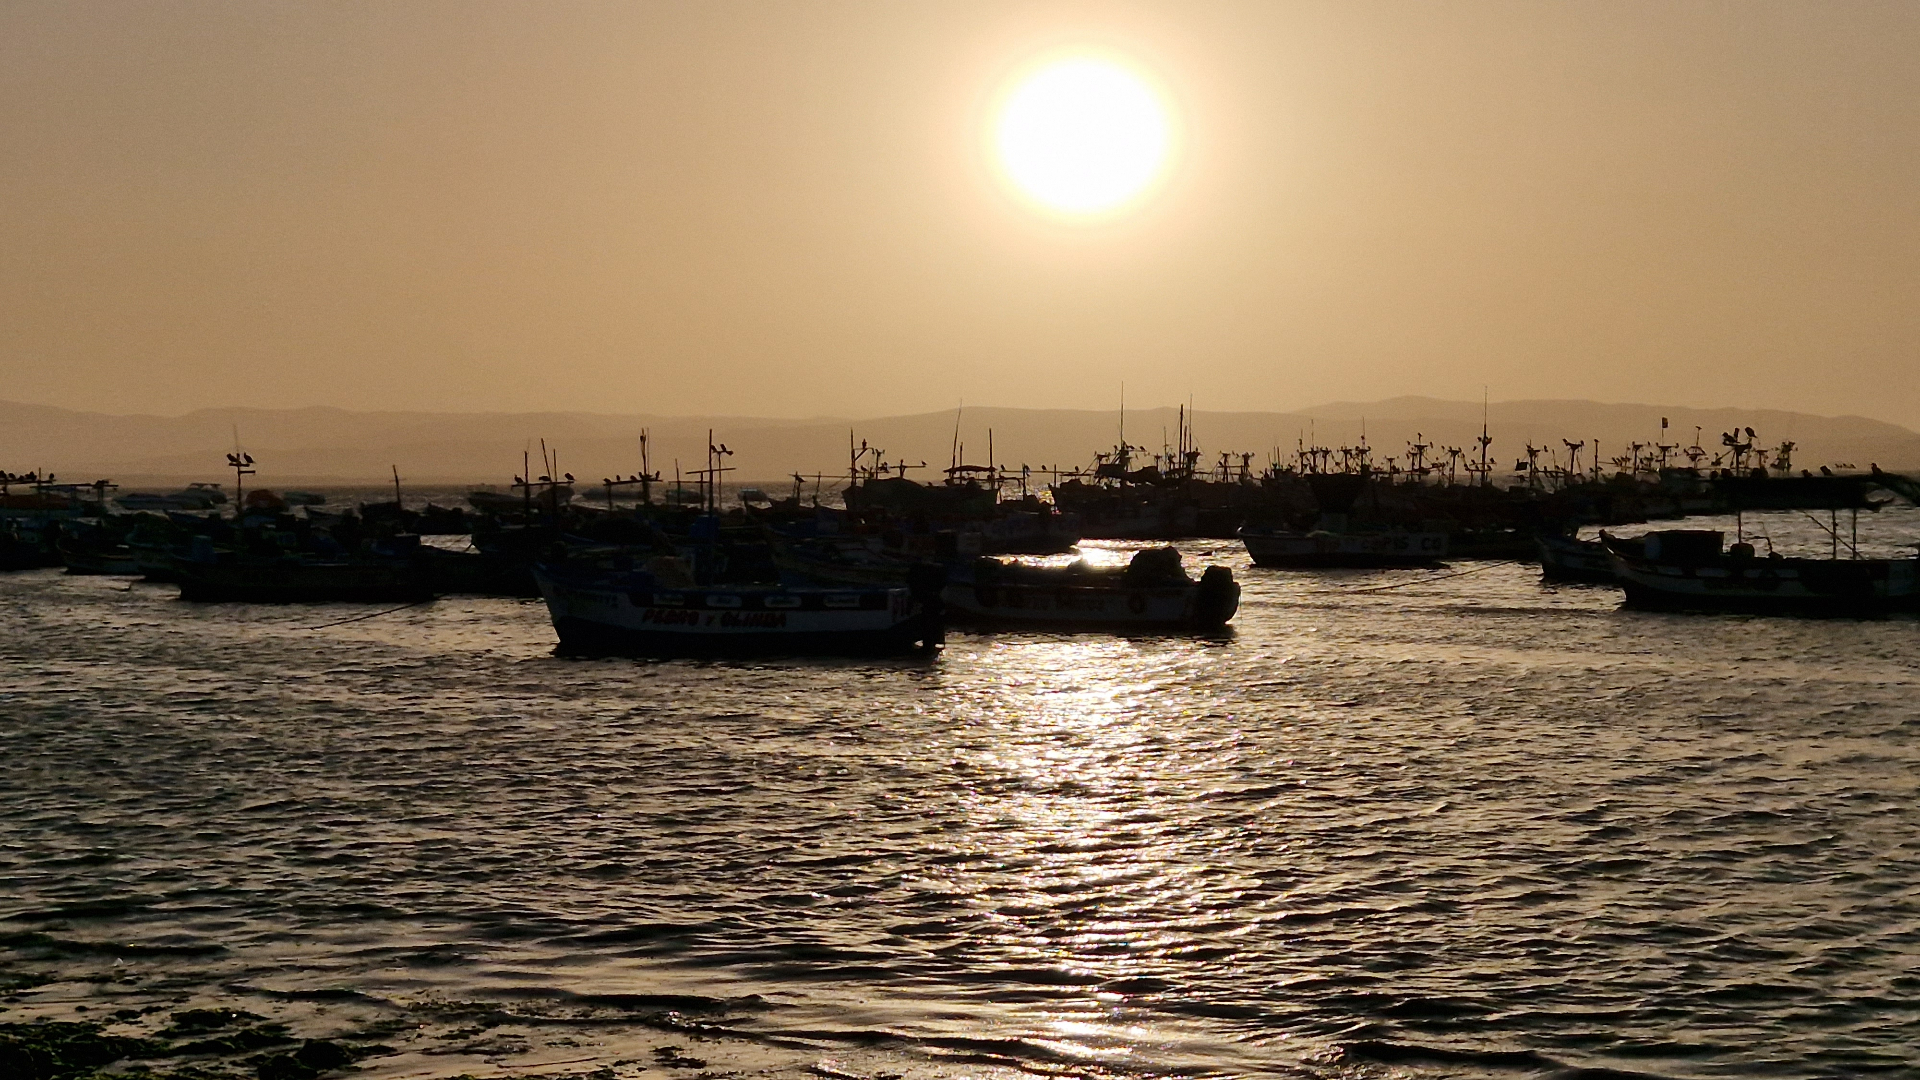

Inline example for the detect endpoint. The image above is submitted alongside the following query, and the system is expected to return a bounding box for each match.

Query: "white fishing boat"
[116,483,227,512]
[1240,523,1446,569]
[533,559,943,657]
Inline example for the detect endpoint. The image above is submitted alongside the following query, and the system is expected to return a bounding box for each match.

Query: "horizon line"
[1,394,1910,429]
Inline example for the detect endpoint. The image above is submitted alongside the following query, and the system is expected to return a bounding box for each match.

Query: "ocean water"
[3,507,1918,1080]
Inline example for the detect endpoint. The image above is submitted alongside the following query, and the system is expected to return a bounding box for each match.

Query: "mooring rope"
[1347,559,1520,593]
[301,599,434,630]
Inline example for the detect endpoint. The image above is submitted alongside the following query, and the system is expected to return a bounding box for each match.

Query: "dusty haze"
[6,397,1916,485]
[3,2,1917,425]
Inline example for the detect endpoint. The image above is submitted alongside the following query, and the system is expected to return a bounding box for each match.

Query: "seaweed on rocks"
[0,1017,392,1080]
[0,1020,168,1080]
[158,1010,265,1038]
[652,1044,710,1069]
[247,1039,364,1080]
[0,970,57,993]
[171,1024,296,1056]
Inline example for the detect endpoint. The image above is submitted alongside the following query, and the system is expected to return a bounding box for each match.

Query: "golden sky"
[3,2,1917,425]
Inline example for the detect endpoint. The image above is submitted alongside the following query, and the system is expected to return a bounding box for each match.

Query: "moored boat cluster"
[3,425,1917,654]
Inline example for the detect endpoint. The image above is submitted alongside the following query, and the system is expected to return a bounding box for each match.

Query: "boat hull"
[1537,534,1618,584]
[61,546,141,575]
[549,615,936,657]
[1240,528,1446,569]
[1610,552,1919,616]
[535,569,940,657]
[940,580,1237,632]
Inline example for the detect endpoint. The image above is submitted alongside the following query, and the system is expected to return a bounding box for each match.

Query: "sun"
[993,55,1172,217]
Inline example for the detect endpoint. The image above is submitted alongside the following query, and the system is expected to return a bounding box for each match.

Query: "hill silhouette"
[2,397,1915,486]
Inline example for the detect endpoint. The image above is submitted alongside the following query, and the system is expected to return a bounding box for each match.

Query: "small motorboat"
[117,483,227,512]
[941,547,1239,632]
[1537,532,1629,584]
[58,539,140,576]
[1240,524,1446,569]
[242,489,290,513]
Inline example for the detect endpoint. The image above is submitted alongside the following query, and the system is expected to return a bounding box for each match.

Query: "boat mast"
[950,401,963,476]
[641,430,653,505]
[225,449,255,513]
[1477,389,1492,487]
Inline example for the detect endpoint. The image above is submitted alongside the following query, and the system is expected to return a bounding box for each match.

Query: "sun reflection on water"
[929,631,1268,1065]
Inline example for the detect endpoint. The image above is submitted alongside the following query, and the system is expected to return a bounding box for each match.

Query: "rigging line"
[1348,560,1519,593]
[301,599,433,631]
[1794,508,1860,557]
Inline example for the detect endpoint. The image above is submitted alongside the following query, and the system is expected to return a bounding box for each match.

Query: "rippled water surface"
[4,509,1920,1079]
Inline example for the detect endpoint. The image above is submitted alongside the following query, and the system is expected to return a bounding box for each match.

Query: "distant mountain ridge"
[3,397,1916,485]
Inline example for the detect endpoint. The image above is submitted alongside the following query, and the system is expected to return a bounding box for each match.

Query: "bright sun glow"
[995,56,1171,216]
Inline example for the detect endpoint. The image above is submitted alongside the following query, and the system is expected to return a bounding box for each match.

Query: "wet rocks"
[0,1020,166,1080]
[172,1023,296,1057]
[158,1009,266,1038]
[652,1044,709,1069]
[249,1038,362,1080]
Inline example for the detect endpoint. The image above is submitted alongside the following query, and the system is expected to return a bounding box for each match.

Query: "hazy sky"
[4,2,1918,425]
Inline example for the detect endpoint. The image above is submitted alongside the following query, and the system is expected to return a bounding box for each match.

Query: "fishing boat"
[117,483,227,512]
[1537,532,1626,584]
[58,538,140,575]
[170,532,434,603]
[467,485,572,513]
[1240,522,1446,569]
[0,517,63,569]
[1604,529,1919,616]
[533,557,944,657]
[0,526,53,572]
[173,554,434,603]
[941,547,1239,632]
[173,555,434,603]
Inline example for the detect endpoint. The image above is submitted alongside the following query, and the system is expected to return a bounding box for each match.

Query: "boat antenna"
[226,425,251,510]
[225,448,255,512]
[391,464,401,507]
